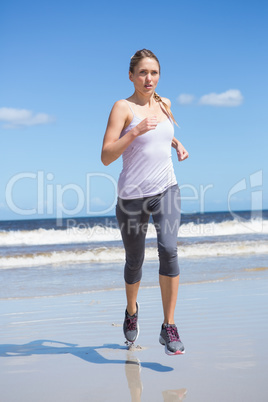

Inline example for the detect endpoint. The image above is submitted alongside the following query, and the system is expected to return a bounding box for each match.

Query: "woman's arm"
[101,100,157,166]
[101,100,135,166]
[161,98,189,162]
[172,137,189,162]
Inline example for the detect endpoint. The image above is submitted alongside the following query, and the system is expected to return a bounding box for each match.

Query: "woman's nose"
[146,73,152,81]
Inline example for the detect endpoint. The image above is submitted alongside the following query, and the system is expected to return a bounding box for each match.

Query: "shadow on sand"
[0,339,173,373]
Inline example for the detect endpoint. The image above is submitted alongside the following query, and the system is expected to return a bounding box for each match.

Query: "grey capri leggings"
[116,184,181,284]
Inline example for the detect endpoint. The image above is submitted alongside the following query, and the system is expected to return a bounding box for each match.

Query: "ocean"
[0,210,268,299]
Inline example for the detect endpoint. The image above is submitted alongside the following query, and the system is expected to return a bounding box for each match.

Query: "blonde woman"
[101,49,188,355]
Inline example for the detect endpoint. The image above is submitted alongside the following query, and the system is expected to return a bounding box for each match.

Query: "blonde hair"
[129,49,178,126]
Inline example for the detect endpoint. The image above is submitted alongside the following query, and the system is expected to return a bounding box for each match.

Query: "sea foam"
[0,218,267,247]
[1,239,267,269]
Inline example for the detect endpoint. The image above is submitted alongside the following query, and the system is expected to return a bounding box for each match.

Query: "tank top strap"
[124,100,135,117]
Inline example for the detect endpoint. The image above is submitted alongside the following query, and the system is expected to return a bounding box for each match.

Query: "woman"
[101,49,189,355]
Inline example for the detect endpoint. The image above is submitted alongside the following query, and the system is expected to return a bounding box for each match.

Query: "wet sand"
[1,273,268,401]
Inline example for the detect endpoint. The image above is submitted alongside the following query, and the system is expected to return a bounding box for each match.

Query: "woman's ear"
[129,71,134,82]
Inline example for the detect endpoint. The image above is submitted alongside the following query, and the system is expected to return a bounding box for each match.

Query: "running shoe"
[159,324,185,355]
[123,302,139,343]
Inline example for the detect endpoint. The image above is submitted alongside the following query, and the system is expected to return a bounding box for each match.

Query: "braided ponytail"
[154,92,178,126]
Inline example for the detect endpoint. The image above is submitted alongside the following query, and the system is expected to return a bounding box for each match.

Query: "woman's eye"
[139,70,158,75]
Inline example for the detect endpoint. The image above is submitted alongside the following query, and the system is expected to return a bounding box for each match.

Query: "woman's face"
[129,57,160,95]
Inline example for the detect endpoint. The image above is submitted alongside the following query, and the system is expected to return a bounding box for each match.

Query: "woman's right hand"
[133,116,158,136]
[102,101,158,166]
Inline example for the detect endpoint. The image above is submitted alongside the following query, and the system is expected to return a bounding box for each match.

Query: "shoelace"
[126,316,137,331]
[165,326,181,342]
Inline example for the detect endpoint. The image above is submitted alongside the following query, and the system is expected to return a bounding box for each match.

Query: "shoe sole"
[159,335,185,355]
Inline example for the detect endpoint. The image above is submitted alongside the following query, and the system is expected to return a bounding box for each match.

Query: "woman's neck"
[130,91,155,107]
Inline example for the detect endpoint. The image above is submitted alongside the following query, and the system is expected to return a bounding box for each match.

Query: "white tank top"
[117,101,177,199]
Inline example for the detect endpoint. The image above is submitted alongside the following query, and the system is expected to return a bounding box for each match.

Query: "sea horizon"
[0,207,266,224]
[1,208,267,299]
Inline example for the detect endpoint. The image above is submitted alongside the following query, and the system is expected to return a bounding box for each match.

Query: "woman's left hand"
[176,141,189,162]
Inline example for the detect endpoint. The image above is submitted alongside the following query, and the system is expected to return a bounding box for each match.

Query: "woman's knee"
[159,258,180,277]
[126,253,144,271]
[124,254,144,284]
[158,243,180,277]
[158,243,178,260]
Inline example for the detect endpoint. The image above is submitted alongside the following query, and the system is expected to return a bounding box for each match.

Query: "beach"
[1,270,268,401]
[1,211,268,401]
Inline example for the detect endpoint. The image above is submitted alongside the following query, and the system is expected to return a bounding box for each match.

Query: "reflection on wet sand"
[162,389,187,401]
[125,355,143,402]
[125,352,187,402]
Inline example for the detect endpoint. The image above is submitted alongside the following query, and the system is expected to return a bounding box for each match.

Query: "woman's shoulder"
[161,97,171,108]
[109,99,130,117]
[112,99,129,110]
[109,99,133,125]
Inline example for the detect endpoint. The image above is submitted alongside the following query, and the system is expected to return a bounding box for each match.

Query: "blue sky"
[1,0,267,220]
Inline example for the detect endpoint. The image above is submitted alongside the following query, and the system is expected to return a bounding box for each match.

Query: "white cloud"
[199,89,243,107]
[91,197,108,207]
[0,107,55,128]
[177,94,195,105]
